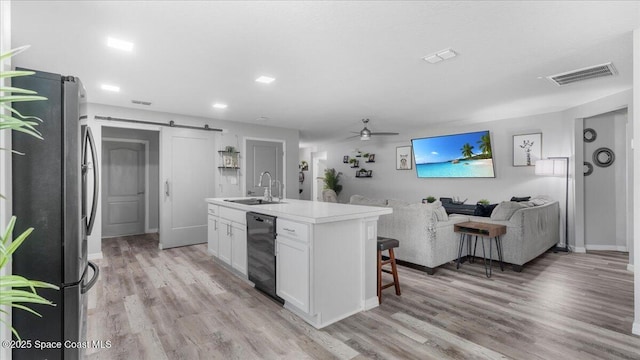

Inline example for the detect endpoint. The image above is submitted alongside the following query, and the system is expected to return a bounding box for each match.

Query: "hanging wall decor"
[583,128,597,143]
[513,133,542,166]
[593,147,615,167]
[583,161,593,176]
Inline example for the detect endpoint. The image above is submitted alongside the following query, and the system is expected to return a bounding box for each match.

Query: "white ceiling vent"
[131,99,152,106]
[546,62,617,86]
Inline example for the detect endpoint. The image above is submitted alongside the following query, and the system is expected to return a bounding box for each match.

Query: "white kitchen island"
[205,197,392,329]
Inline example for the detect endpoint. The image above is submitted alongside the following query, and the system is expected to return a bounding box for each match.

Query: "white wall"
[86,103,300,257]
[0,0,11,355]
[632,26,639,337]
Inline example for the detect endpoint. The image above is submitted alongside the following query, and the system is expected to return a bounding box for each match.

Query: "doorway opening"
[101,127,160,238]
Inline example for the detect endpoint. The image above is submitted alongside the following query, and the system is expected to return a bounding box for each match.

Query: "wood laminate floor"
[87,234,639,359]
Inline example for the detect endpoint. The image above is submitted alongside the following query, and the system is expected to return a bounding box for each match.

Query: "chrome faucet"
[258,171,273,202]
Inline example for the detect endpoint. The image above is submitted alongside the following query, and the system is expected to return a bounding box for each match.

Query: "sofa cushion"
[491,201,526,220]
[349,195,387,207]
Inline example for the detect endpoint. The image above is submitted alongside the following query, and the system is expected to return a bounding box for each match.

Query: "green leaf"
[0,86,37,95]
[0,45,31,61]
[0,70,36,79]
[0,95,48,103]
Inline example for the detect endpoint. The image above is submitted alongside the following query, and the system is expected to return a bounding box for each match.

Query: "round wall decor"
[583,128,597,143]
[583,161,593,176]
[593,147,615,167]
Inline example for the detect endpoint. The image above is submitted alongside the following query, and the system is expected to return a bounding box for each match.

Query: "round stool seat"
[377,237,399,251]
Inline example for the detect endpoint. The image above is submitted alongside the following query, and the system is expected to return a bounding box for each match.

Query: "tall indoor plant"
[0,45,59,340]
[322,168,342,196]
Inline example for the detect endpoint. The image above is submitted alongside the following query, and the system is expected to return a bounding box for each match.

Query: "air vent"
[131,99,152,106]
[546,62,617,86]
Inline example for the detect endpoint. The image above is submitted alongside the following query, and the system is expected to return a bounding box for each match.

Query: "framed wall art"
[513,133,542,167]
[396,146,412,170]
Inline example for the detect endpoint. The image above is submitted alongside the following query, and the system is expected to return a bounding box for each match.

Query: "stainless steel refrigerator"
[11,69,99,360]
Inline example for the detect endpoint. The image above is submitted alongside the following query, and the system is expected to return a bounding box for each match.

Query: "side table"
[453,221,506,278]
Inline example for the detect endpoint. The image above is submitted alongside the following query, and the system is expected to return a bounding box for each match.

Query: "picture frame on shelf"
[343,155,349,163]
[367,154,375,162]
[396,146,412,170]
[513,133,542,166]
[223,155,234,167]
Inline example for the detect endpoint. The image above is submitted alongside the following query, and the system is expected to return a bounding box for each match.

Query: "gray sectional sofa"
[350,195,560,274]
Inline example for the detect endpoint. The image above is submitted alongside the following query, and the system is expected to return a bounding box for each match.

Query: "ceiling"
[10,1,640,144]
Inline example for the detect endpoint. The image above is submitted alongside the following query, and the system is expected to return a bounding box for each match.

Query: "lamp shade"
[535,158,567,176]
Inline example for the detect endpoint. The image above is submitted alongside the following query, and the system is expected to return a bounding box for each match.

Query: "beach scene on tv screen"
[412,130,495,178]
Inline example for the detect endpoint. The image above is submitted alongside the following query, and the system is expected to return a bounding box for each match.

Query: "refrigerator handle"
[86,127,99,236]
[81,261,100,294]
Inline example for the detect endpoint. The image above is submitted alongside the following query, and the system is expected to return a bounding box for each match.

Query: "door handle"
[137,191,145,195]
[165,180,170,197]
[214,219,218,231]
[81,261,100,294]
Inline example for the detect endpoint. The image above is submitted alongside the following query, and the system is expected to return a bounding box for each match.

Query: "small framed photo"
[513,133,542,166]
[343,155,349,163]
[396,146,412,170]
[368,154,375,162]
[223,155,233,167]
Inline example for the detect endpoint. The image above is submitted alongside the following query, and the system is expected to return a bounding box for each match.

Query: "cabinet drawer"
[277,219,309,243]
[208,204,219,216]
[220,206,246,224]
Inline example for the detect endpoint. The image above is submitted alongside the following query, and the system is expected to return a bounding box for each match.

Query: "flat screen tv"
[411,130,495,178]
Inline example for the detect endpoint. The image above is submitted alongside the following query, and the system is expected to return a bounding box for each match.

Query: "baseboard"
[146,228,159,233]
[584,245,628,252]
[364,297,379,311]
[88,252,103,260]
[571,246,587,253]
[627,264,634,273]
[633,321,640,336]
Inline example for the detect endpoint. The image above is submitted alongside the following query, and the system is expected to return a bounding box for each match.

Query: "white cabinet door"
[207,215,219,256]
[231,223,247,276]
[218,219,232,265]
[276,236,309,313]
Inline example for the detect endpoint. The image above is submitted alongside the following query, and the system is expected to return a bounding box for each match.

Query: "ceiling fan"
[349,118,399,141]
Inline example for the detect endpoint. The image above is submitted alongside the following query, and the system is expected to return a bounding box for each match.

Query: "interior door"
[102,141,145,237]
[245,139,283,197]
[161,127,215,249]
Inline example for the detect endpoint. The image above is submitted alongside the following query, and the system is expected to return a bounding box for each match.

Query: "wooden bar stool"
[377,236,401,303]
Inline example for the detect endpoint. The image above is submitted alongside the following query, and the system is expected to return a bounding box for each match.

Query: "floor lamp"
[535,157,569,252]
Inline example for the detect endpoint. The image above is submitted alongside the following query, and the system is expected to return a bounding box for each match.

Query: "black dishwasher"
[246,212,284,304]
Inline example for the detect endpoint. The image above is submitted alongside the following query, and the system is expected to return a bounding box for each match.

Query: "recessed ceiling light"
[255,76,275,84]
[101,84,120,92]
[213,103,228,109]
[423,55,442,64]
[422,48,457,64]
[107,37,134,52]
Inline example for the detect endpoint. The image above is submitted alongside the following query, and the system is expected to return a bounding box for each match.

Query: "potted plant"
[322,168,342,195]
[1,46,59,339]
[425,196,436,203]
[477,199,490,205]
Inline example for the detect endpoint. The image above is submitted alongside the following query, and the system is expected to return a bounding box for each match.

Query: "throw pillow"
[490,201,526,220]
[510,196,531,202]
[474,203,498,217]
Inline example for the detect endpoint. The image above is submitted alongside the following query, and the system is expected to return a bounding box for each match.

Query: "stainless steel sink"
[224,198,284,205]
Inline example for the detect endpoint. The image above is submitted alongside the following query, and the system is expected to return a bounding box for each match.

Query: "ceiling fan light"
[360,128,371,140]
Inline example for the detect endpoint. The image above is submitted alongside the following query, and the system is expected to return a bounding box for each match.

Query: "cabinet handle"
[165,180,170,197]
[283,227,295,233]
[214,219,217,231]
[229,225,233,236]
